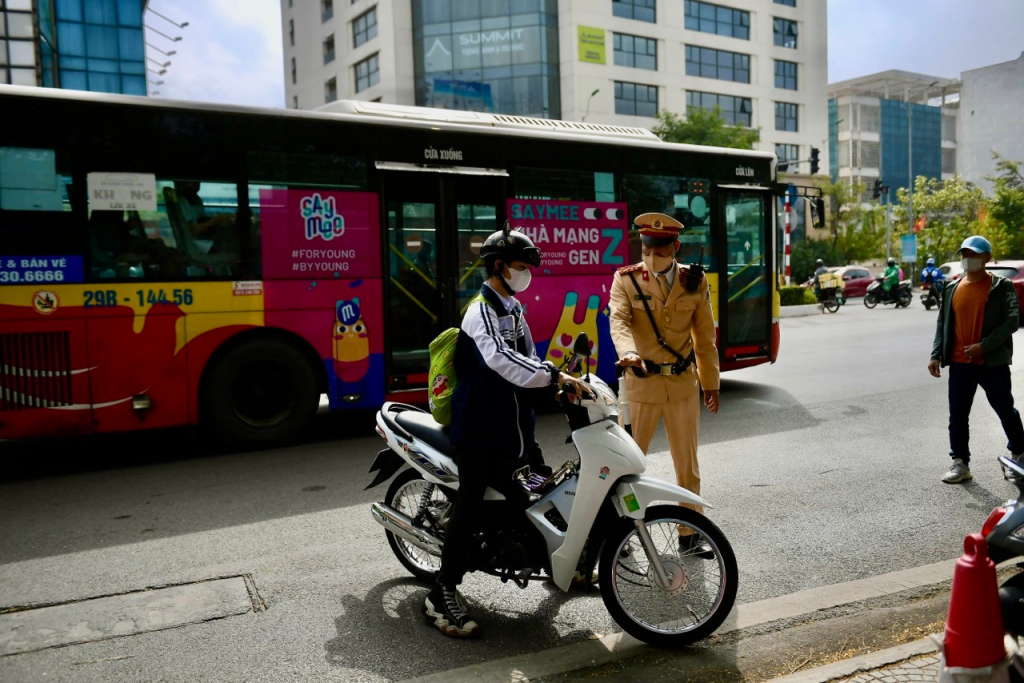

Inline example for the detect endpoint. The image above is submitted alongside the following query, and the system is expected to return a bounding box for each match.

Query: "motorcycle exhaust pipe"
[371,502,443,557]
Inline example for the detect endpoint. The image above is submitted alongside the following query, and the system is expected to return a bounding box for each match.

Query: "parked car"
[801,265,874,299]
[939,261,964,281]
[985,261,1024,314]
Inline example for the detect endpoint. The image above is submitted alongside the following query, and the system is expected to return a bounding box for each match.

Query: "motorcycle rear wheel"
[384,468,450,582]
[864,292,878,309]
[898,291,912,308]
[598,506,738,648]
[824,296,839,313]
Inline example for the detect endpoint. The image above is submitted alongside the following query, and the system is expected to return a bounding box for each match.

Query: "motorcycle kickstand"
[633,519,674,591]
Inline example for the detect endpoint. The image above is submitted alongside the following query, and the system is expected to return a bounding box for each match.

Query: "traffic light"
[809,147,820,175]
[872,178,882,199]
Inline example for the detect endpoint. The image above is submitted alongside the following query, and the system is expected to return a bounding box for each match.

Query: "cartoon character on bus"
[333,297,369,382]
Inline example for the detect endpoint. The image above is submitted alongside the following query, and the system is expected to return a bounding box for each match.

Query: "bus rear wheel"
[203,338,319,450]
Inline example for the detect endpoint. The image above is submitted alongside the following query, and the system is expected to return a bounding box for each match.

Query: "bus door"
[716,186,774,363]
[378,167,506,392]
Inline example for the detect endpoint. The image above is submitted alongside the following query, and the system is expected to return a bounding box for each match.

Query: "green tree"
[987,153,1024,256]
[893,175,1009,262]
[651,107,760,150]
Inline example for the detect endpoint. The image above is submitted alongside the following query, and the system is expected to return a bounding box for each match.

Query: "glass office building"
[3,0,147,95]
[411,0,560,118]
[828,72,957,201]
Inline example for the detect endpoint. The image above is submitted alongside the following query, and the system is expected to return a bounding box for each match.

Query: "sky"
[147,0,1024,109]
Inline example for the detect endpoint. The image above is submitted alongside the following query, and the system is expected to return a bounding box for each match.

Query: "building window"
[291,57,297,85]
[325,77,338,103]
[288,0,293,7]
[612,0,656,23]
[774,60,797,90]
[615,81,658,117]
[353,7,378,48]
[684,1,750,40]
[686,91,752,127]
[614,33,657,70]
[293,95,299,109]
[775,102,798,131]
[685,46,749,83]
[289,19,295,46]
[774,0,796,6]
[354,53,379,92]
[774,17,798,49]
[323,35,335,64]
[322,0,334,22]
[776,144,799,171]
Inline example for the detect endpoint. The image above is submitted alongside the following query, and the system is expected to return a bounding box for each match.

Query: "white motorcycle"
[367,334,738,647]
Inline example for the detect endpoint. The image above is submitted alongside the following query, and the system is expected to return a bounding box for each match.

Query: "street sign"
[901,234,917,263]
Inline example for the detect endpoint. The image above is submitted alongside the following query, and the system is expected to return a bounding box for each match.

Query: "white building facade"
[957,52,1024,194]
[281,0,829,169]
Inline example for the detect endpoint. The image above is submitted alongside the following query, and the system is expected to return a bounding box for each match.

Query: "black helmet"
[480,221,542,270]
[887,257,897,266]
[816,259,824,267]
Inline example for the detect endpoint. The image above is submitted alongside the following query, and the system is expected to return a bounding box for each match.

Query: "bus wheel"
[203,339,319,450]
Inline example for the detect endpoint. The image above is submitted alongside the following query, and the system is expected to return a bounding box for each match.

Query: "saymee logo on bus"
[302,193,345,242]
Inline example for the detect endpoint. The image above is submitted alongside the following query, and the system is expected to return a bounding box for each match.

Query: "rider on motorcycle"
[882,257,900,301]
[813,259,829,300]
[921,257,945,287]
[424,225,587,639]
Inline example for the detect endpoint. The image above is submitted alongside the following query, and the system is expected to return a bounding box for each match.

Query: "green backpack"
[427,294,492,426]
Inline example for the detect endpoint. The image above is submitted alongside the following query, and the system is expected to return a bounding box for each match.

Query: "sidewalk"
[769,636,941,683]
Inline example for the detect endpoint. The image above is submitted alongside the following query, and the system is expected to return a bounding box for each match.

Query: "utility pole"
[885,187,892,261]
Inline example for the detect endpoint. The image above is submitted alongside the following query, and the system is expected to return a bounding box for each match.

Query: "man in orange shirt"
[928,235,1024,483]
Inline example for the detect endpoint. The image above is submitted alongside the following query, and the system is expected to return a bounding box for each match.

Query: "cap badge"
[652,219,663,229]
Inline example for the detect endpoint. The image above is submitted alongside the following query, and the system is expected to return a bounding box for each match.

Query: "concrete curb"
[400,559,959,683]
[767,635,940,683]
[780,304,824,317]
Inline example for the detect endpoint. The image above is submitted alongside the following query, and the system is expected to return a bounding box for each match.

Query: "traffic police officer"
[608,212,720,555]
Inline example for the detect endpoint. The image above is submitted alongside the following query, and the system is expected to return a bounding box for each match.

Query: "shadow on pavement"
[324,577,615,681]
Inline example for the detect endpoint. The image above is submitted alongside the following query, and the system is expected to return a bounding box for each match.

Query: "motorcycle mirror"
[573,333,591,381]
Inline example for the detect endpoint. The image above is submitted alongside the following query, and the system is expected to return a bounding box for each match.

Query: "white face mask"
[961,257,984,273]
[642,253,675,274]
[503,266,532,293]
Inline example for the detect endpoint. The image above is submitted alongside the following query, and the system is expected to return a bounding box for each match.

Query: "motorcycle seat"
[394,410,454,456]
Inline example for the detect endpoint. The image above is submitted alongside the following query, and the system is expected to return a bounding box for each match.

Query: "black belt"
[635,358,693,377]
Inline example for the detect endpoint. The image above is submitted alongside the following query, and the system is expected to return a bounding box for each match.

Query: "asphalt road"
[1,297,1022,682]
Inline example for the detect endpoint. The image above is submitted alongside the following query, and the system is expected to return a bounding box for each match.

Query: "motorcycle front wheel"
[384,468,451,582]
[864,292,879,309]
[598,506,738,648]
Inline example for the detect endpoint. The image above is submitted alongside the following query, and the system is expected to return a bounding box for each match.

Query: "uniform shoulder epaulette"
[617,263,644,275]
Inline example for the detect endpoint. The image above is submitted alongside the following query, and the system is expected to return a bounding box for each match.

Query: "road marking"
[400,558,962,683]
[0,577,253,656]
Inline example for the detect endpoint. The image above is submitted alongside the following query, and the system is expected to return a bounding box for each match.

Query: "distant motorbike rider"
[424,223,587,639]
[883,257,900,301]
[921,258,945,287]
[813,259,829,299]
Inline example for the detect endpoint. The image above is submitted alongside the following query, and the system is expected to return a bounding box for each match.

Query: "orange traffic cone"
[944,533,1006,668]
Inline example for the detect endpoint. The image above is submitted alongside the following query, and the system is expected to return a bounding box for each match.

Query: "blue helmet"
[926,258,935,266]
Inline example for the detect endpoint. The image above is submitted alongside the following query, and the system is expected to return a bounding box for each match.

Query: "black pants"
[437,445,528,587]
[948,363,1024,465]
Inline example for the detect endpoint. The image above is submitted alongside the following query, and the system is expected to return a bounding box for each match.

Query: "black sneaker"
[424,586,480,639]
[679,534,715,560]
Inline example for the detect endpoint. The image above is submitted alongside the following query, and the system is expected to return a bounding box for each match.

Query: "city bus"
[0,85,779,449]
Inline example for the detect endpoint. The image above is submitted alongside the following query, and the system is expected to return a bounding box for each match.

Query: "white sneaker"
[942,458,973,484]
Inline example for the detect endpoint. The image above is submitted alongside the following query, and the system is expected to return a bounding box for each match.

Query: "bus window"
[622,174,717,270]
[0,147,84,263]
[513,167,617,202]
[247,151,368,281]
